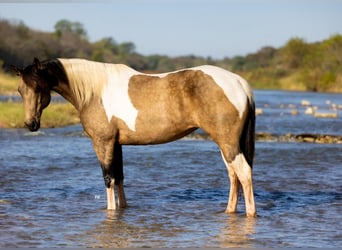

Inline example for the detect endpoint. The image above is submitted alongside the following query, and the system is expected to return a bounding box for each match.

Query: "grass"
[278,72,307,91]
[0,71,18,95]
[0,102,80,129]
[0,102,25,128]
[0,71,80,128]
[1,68,342,128]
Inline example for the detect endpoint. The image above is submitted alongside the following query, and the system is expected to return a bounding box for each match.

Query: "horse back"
[111,66,251,144]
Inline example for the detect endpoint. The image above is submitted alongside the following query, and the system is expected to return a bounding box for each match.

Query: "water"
[0,90,341,247]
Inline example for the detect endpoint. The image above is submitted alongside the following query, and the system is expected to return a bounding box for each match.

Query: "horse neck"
[52,81,80,111]
[41,59,81,111]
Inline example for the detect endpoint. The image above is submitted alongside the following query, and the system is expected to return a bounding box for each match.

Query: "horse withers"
[12,58,256,217]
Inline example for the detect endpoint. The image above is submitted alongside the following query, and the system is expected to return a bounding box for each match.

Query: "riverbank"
[0,71,18,95]
[1,103,341,144]
[0,102,79,128]
[186,131,342,144]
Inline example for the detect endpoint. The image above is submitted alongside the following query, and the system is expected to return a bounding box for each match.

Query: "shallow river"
[0,90,341,247]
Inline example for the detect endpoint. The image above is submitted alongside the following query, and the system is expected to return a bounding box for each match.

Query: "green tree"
[116,42,136,64]
[92,37,119,62]
[299,43,323,91]
[281,38,309,70]
[126,53,147,70]
[299,35,342,91]
[54,19,87,39]
[231,56,246,71]
[321,34,342,70]
[118,42,135,56]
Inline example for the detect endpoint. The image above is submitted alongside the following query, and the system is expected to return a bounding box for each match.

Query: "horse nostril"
[32,121,40,131]
[25,120,40,132]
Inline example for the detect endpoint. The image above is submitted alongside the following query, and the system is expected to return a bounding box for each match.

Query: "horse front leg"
[104,172,127,209]
[105,178,116,210]
[98,139,117,210]
[93,138,127,210]
[112,143,127,208]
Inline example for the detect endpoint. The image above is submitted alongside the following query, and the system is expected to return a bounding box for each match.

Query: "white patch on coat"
[229,153,252,181]
[100,63,251,129]
[193,65,249,118]
[101,65,139,131]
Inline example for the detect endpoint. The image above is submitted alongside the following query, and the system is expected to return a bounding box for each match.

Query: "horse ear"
[33,57,44,70]
[11,65,23,76]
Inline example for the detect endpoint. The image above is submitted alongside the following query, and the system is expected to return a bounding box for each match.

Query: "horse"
[12,58,256,217]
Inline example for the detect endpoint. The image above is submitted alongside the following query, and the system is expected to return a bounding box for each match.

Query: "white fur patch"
[101,64,250,129]
[101,65,139,131]
[194,65,248,118]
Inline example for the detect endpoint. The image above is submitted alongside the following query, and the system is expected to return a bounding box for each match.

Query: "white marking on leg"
[221,151,239,213]
[194,65,249,118]
[106,180,116,210]
[101,66,139,131]
[230,153,252,182]
[230,153,256,217]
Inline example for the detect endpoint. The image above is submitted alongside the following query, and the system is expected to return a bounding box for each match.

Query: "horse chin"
[25,120,40,132]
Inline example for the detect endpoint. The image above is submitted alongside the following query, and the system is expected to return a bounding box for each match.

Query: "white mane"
[58,58,136,107]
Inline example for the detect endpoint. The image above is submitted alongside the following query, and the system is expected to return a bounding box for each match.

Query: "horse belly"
[118,116,197,145]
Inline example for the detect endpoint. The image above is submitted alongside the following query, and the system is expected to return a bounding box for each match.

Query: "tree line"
[0,18,341,92]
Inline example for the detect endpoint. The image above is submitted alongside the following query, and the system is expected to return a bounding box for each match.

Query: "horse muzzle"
[25,120,40,132]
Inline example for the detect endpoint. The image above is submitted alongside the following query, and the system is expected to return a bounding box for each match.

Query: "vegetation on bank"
[1,18,341,92]
[0,102,79,128]
[0,18,341,129]
[0,70,18,95]
[238,36,342,92]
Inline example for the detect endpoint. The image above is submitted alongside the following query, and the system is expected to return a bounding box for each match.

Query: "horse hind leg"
[231,153,256,217]
[221,151,240,214]
[221,149,256,217]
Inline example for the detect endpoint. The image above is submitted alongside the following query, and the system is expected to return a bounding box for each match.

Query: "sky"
[0,0,341,59]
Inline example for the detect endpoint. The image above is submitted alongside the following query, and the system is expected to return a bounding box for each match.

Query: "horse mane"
[57,58,131,107]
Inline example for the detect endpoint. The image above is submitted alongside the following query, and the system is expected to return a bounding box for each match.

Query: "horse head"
[12,58,52,132]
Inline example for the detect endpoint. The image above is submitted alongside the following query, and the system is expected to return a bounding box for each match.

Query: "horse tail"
[240,83,255,168]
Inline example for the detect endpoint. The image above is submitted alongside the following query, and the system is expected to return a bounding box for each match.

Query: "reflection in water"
[84,209,257,248]
[217,214,256,248]
[85,209,190,248]
[85,210,134,248]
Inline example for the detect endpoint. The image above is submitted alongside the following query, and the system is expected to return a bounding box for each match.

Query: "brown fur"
[115,70,241,147]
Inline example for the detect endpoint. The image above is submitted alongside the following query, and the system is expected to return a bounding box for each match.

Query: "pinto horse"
[12,58,256,217]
